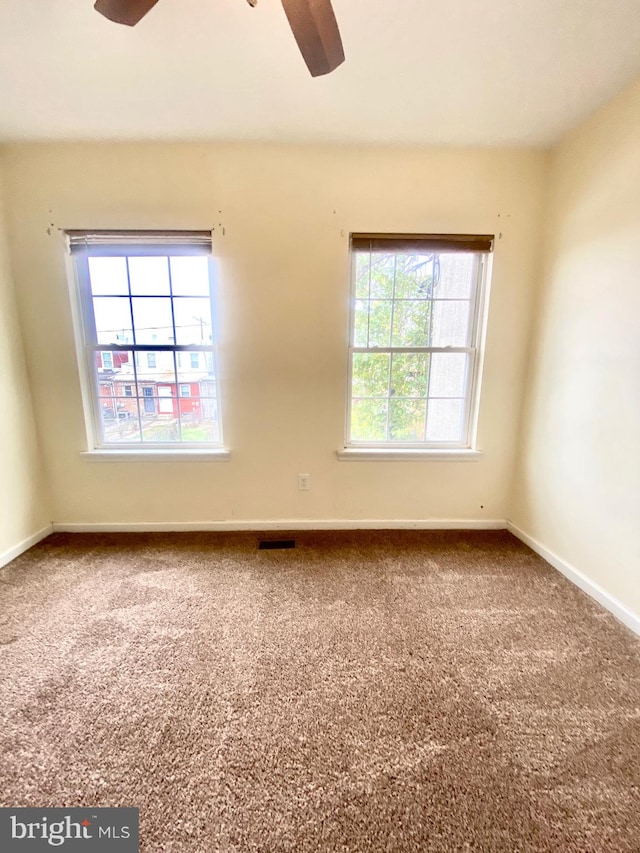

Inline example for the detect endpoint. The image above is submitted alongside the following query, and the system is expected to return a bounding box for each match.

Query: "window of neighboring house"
[190,352,199,369]
[68,230,223,449]
[345,233,493,450]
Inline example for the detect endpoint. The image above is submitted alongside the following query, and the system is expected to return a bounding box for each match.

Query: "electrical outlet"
[298,473,311,491]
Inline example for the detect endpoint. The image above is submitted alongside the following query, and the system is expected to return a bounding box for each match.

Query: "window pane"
[135,350,174,383]
[354,253,371,299]
[99,398,141,443]
[390,353,430,397]
[182,419,219,443]
[200,379,217,397]
[101,396,138,421]
[348,241,487,448]
[393,254,434,299]
[173,298,212,345]
[132,297,174,344]
[81,241,222,449]
[170,256,211,296]
[128,256,170,296]
[201,352,217,379]
[181,399,219,443]
[96,350,113,373]
[136,383,179,439]
[155,384,177,415]
[368,300,392,348]
[429,353,467,398]
[98,380,112,399]
[177,368,204,387]
[352,353,389,397]
[392,300,430,347]
[431,300,471,347]
[141,418,181,443]
[350,399,388,442]
[139,385,158,416]
[93,298,133,345]
[95,350,134,387]
[425,399,465,442]
[177,371,216,398]
[88,257,128,296]
[436,254,475,299]
[389,399,427,442]
[368,253,394,299]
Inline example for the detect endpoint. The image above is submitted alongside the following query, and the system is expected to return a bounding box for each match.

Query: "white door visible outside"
[158,386,173,414]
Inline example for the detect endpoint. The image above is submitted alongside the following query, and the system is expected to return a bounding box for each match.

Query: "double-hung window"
[68,230,224,451]
[346,233,493,450]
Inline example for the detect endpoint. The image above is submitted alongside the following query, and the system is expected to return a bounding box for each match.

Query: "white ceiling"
[1,0,640,146]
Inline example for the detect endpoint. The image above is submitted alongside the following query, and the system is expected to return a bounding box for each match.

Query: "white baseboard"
[507,521,640,637]
[52,518,506,533]
[0,523,54,569]
[12,519,637,637]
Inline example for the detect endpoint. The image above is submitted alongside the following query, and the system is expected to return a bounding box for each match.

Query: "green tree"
[351,252,436,442]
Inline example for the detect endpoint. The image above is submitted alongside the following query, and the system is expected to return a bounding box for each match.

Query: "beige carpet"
[1,530,639,852]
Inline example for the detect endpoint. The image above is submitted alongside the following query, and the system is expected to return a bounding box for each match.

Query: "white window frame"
[67,230,229,459]
[342,233,493,458]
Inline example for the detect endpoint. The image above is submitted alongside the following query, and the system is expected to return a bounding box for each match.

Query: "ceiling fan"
[93,0,345,77]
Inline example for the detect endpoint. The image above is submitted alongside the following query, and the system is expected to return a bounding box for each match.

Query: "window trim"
[80,449,230,462]
[68,233,226,454]
[337,448,484,461]
[344,234,493,452]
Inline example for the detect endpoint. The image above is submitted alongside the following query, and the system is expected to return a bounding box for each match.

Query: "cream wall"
[2,143,546,525]
[511,78,640,615]
[0,161,51,559]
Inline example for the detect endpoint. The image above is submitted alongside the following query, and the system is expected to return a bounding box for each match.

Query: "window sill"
[337,448,483,462]
[81,449,231,462]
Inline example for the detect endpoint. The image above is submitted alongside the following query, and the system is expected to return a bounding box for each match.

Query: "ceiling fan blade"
[280,0,345,77]
[94,0,160,26]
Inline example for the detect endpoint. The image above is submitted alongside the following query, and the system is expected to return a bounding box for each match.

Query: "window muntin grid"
[75,248,222,449]
[347,247,486,447]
